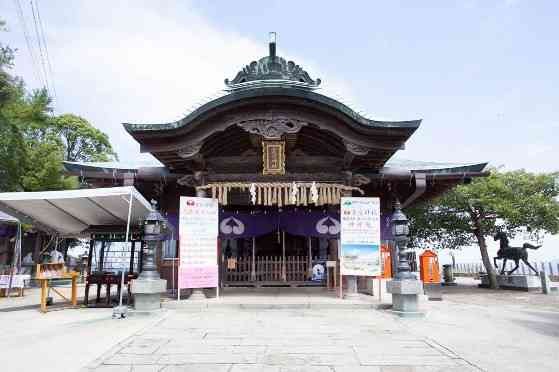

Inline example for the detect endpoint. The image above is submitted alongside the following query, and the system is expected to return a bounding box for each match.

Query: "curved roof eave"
[123,87,422,135]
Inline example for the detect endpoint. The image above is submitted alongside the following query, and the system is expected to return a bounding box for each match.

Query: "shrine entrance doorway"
[221,229,338,288]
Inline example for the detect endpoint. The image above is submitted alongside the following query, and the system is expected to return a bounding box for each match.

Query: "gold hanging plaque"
[262,140,285,175]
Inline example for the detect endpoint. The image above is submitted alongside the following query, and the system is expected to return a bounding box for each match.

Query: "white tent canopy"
[0,187,152,236]
[0,210,18,224]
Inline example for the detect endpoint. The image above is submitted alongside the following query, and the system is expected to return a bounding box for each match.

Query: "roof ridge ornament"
[225,32,321,88]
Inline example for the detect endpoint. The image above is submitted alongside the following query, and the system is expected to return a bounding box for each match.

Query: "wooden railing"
[453,261,559,281]
[222,256,313,285]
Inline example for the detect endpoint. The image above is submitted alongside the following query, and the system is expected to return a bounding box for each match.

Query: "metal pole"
[338,238,342,299]
[6,222,22,298]
[125,188,133,243]
[119,188,133,308]
[378,277,382,302]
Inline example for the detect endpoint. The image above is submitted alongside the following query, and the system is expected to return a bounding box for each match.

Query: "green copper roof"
[64,159,487,175]
[225,55,321,89]
[123,87,421,133]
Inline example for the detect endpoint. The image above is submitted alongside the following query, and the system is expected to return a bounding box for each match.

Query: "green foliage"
[408,170,559,248]
[51,113,117,162]
[0,19,115,192]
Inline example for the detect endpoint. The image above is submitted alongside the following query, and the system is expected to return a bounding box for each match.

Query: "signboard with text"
[178,196,219,289]
[340,197,381,276]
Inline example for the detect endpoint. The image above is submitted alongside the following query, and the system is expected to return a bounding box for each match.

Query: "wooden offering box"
[35,263,79,313]
[36,263,75,279]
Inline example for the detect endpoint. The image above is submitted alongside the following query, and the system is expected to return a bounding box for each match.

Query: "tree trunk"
[474,230,498,289]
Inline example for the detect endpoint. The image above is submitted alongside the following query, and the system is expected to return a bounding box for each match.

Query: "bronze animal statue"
[493,231,540,275]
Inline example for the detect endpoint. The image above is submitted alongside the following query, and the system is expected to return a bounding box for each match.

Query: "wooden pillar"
[308,237,312,279]
[71,275,78,306]
[32,232,42,265]
[40,279,48,313]
[282,231,286,281]
[99,241,106,271]
[251,237,256,282]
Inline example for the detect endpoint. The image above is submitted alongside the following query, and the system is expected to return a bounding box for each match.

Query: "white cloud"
[1,1,357,165]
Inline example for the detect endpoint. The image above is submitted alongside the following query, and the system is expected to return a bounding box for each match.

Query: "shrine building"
[64,35,487,289]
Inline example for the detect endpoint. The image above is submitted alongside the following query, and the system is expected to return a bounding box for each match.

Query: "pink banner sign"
[178,196,219,290]
[178,266,218,289]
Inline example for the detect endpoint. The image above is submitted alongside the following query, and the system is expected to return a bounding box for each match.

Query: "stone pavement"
[0,307,161,372]
[84,308,479,372]
[3,278,559,371]
[0,282,88,311]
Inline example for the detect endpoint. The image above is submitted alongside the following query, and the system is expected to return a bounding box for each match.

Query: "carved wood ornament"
[237,118,307,139]
[262,140,286,175]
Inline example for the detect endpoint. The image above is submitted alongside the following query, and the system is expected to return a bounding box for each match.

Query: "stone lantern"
[390,200,414,280]
[386,199,424,317]
[131,200,168,311]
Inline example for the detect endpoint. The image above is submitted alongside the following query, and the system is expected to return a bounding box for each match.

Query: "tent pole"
[120,188,134,310]
[125,188,133,243]
[6,222,22,297]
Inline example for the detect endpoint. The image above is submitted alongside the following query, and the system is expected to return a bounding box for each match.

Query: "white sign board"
[178,196,219,289]
[340,197,381,276]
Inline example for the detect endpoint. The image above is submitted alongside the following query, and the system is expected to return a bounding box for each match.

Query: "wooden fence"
[223,256,312,286]
[453,261,559,281]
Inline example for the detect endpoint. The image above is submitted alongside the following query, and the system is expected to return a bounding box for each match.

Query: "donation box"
[419,250,440,283]
[380,244,392,278]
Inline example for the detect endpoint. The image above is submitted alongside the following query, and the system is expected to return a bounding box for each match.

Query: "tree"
[0,19,116,192]
[407,170,559,288]
[50,114,117,162]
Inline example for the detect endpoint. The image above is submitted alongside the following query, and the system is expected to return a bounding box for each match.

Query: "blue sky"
[2,0,557,172]
[1,1,558,260]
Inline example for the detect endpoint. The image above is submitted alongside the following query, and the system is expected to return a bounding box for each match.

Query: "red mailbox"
[419,249,441,283]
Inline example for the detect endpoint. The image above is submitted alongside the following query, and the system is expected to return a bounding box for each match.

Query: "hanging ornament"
[291,182,298,205]
[310,182,318,204]
[249,183,256,204]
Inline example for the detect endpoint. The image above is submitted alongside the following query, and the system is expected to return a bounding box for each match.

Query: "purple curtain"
[279,211,340,238]
[0,225,16,238]
[380,213,393,241]
[219,211,278,239]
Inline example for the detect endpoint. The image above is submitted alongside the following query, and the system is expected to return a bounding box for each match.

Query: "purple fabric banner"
[0,225,16,238]
[208,210,391,240]
[380,213,393,241]
[279,211,341,238]
[218,211,278,239]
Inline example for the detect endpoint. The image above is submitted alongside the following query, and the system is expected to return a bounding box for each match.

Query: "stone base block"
[189,289,207,300]
[388,308,425,318]
[131,279,167,311]
[134,293,162,311]
[387,279,424,315]
[480,274,541,291]
[131,278,167,294]
[386,279,424,295]
[390,293,422,314]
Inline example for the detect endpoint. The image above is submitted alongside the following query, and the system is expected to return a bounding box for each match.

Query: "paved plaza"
[85,308,477,372]
[1,279,558,372]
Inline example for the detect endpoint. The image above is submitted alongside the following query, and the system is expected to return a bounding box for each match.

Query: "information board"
[178,196,219,289]
[340,197,381,276]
